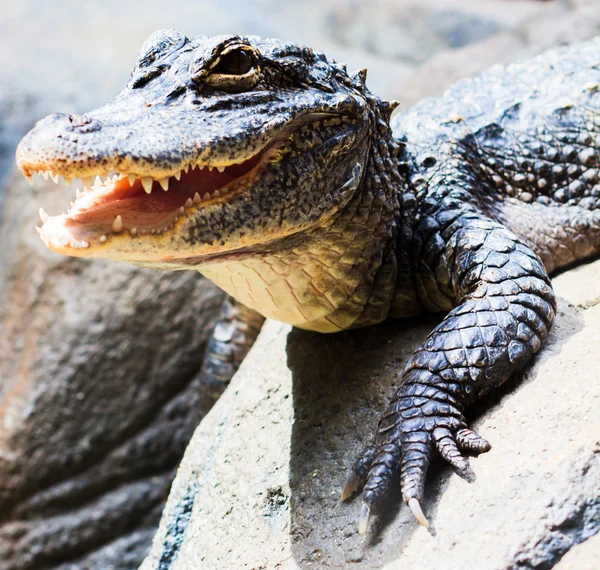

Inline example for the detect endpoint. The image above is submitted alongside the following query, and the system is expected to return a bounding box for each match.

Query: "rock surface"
[391,0,600,106]
[1,1,599,569]
[0,171,226,570]
[140,260,600,570]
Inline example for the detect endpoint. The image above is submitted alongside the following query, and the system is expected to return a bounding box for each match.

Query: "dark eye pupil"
[215,50,253,75]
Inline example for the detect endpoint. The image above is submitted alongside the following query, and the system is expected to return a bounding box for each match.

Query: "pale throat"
[198,228,381,333]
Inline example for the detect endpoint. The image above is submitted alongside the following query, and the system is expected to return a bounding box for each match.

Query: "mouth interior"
[63,152,264,236]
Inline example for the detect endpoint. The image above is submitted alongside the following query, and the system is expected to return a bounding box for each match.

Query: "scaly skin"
[16,31,600,533]
[198,296,265,401]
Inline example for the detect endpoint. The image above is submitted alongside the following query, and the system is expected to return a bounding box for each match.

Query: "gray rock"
[390,0,600,105]
[554,531,600,570]
[140,260,600,570]
[0,173,225,570]
[328,0,521,64]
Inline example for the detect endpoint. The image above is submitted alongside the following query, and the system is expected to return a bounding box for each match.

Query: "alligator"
[16,31,600,534]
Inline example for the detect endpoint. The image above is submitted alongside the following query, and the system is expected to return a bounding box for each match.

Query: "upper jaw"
[16,102,346,200]
[15,111,281,186]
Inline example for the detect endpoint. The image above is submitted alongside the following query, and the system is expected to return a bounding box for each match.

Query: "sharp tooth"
[70,201,75,208]
[174,170,182,181]
[50,172,59,184]
[25,174,34,185]
[141,177,153,194]
[179,206,185,215]
[128,174,136,185]
[193,192,202,204]
[94,175,103,187]
[64,177,71,187]
[212,190,221,198]
[130,227,137,236]
[184,197,193,208]
[208,165,214,172]
[183,165,189,173]
[112,215,123,232]
[39,208,49,223]
[41,171,49,180]
[35,226,42,234]
[99,235,107,243]
[82,177,93,189]
[158,178,169,191]
[217,165,226,173]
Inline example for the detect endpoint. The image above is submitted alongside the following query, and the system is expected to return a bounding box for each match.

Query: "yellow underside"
[199,258,349,333]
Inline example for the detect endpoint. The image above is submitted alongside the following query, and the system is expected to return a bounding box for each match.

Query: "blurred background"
[1,1,599,569]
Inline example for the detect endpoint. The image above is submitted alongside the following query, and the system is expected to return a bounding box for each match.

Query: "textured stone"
[553,532,600,570]
[391,0,600,105]
[0,172,225,570]
[328,0,536,64]
[141,260,600,570]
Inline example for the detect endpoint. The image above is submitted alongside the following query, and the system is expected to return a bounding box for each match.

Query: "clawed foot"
[342,409,491,533]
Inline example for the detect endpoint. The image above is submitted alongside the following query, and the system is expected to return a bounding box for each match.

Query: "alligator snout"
[16,112,105,178]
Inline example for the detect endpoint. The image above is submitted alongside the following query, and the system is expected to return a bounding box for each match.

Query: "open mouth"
[19,111,345,252]
[29,149,268,249]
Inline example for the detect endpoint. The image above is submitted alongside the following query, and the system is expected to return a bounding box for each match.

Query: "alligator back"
[393,37,600,273]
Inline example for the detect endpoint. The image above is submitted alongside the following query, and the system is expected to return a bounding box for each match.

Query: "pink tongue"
[69,160,259,230]
[75,195,185,227]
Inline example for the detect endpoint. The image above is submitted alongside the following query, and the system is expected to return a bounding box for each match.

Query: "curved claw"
[358,502,372,535]
[341,471,360,501]
[408,498,429,528]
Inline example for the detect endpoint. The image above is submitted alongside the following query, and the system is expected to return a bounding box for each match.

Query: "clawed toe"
[344,423,491,534]
[455,428,491,455]
[341,443,378,501]
[358,503,372,535]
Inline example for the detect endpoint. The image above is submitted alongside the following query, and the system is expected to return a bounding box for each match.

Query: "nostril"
[67,114,92,127]
[65,114,100,133]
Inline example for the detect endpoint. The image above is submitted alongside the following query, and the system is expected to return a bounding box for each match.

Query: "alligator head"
[16,30,392,269]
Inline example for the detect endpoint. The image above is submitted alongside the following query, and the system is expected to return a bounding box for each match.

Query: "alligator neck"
[200,104,411,332]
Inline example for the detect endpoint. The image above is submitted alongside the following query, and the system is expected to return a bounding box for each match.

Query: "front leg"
[343,214,556,532]
[198,296,265,403]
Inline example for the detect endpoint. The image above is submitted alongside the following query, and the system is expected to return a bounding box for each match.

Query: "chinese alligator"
[15,31,600,533]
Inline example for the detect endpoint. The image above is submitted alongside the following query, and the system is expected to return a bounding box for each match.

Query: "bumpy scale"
[16,31,600,533]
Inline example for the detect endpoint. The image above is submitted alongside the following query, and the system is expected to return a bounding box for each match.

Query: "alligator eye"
[205,47,259,91]
[213,49,254,76]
